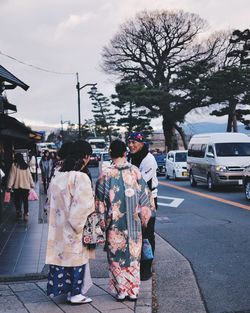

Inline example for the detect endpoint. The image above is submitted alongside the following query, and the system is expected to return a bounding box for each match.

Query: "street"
[90,165,250,312]
[156,175,250,313]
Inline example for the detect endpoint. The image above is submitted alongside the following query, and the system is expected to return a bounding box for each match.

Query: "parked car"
[165,150,188,180]
[243,166,250,201]
[98,152,112,173]
[187,132,250,191]
[154,153,166,176]
[89,153,100,167]
[36,142,57,156]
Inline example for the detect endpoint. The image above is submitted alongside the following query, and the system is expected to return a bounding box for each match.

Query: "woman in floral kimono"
[45,140,95,304]
[95,139,153,301]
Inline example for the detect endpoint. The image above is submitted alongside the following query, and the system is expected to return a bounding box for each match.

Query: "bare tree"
[102,10,228,150]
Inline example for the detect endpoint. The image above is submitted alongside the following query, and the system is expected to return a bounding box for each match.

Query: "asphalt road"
[90,166,250,312]
[156,175,250,313]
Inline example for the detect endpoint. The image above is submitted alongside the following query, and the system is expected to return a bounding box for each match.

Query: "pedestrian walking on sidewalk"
[28,150,37,183]
[95,139,152,302]
[128,132,158,281]
[7,153,35,221]
[39,150,53,194]
[45,140,95,304]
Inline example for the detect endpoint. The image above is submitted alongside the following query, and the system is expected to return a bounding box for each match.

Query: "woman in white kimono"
[45,140,95,304]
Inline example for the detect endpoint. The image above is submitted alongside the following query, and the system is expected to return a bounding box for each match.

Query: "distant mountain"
[183,122,250,135]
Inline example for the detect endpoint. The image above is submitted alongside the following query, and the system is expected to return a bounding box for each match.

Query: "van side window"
[215,143,250,157]
[188,144,207,158]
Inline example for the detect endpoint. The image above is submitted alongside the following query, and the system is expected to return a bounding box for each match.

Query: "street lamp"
[60,119,70,131]
[76,72,97,139]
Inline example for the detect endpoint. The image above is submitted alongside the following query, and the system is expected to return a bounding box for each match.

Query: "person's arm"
[138,175,153,227]
[68,172,95,234]
[28,170,35,188]
[140,155,158,188]
[7,164,16,190]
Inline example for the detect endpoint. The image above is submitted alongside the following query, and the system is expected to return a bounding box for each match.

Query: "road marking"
[158,195,184,208]
[156,216,170,222]
[159,181,250,211]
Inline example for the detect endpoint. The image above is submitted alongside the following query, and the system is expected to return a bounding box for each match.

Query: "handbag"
[141,239,154,261]
[4,191,11,203]
[82,212,105,246]
[28,188,39,201]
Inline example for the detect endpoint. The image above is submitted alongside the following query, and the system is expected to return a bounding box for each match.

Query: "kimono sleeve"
[138,176,153,227]
[68,172,95,234]
[95,175,108,232]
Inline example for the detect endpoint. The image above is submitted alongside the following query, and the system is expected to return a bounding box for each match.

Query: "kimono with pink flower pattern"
[95,162,153,296]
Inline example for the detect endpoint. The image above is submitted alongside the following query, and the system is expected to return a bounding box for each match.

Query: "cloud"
[1,0,250,132]
[54,12,95,40]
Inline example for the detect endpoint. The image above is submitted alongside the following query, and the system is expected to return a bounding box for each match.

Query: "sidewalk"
[0,183,152,313]
[0,180,207,313]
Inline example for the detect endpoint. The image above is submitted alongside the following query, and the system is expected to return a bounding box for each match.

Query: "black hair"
[57,142,73,159]
[14,153,28,170]
[61,140,92,172]
[109,139,126,159]
[41,150,51,161]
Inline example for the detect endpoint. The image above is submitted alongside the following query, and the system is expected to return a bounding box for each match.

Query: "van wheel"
[245,181,250,201]
[207,174,215,192]
[190,172,197,187]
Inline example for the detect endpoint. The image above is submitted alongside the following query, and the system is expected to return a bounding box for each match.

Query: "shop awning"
[0,65,29,91]
[0,114,42,142]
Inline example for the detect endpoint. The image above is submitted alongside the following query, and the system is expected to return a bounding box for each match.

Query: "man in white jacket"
[128,132,158,281]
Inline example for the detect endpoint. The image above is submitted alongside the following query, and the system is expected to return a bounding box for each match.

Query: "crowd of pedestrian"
[43,132,158,305]
[3,132,158,305]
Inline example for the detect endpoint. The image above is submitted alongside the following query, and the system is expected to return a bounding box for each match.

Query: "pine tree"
[112,80,155,139]
[88,89,117,142]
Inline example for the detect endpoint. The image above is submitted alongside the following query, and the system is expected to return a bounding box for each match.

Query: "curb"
[0,265,49,283]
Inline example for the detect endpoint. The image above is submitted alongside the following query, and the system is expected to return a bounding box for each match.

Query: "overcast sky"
[1,0,250,131]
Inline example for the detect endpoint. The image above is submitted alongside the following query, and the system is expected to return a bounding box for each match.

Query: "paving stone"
[9,282,37,292]
[0,309,28,313]
[136,297,152,307]
[0,285,10,291]
[35,281,47,292]
[94,283,110,294]
[57,303,99,313]
[140,279,152,292]
[135,306,151,313]
[91,294,128,311]
[0,295,27,311]
[92,278,108,286]
[86,284,109,297]
[24,301,63,313]
[51,294,69,305]
[139,290,152,299]
[123,300,135,310]
[102,308,133,313]
[15,289,50,303]
[0,289,14,296]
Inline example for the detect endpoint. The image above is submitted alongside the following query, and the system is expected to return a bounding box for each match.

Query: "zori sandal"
[69,294,92,304]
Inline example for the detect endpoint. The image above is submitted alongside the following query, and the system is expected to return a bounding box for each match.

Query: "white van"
[187,132,250,191]
[166,150,188,180]
[87,138,107,153]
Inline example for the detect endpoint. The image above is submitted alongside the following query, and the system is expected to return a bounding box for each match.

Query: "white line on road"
[158,196,184,208]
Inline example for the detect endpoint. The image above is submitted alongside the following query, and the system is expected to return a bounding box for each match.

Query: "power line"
[0,50,75,76]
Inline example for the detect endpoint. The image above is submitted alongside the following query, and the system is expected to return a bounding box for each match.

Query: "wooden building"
[0,65,41,221]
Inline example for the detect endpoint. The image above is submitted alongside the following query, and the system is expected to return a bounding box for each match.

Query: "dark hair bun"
[70,140,92,159]
[109,139,126,158]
